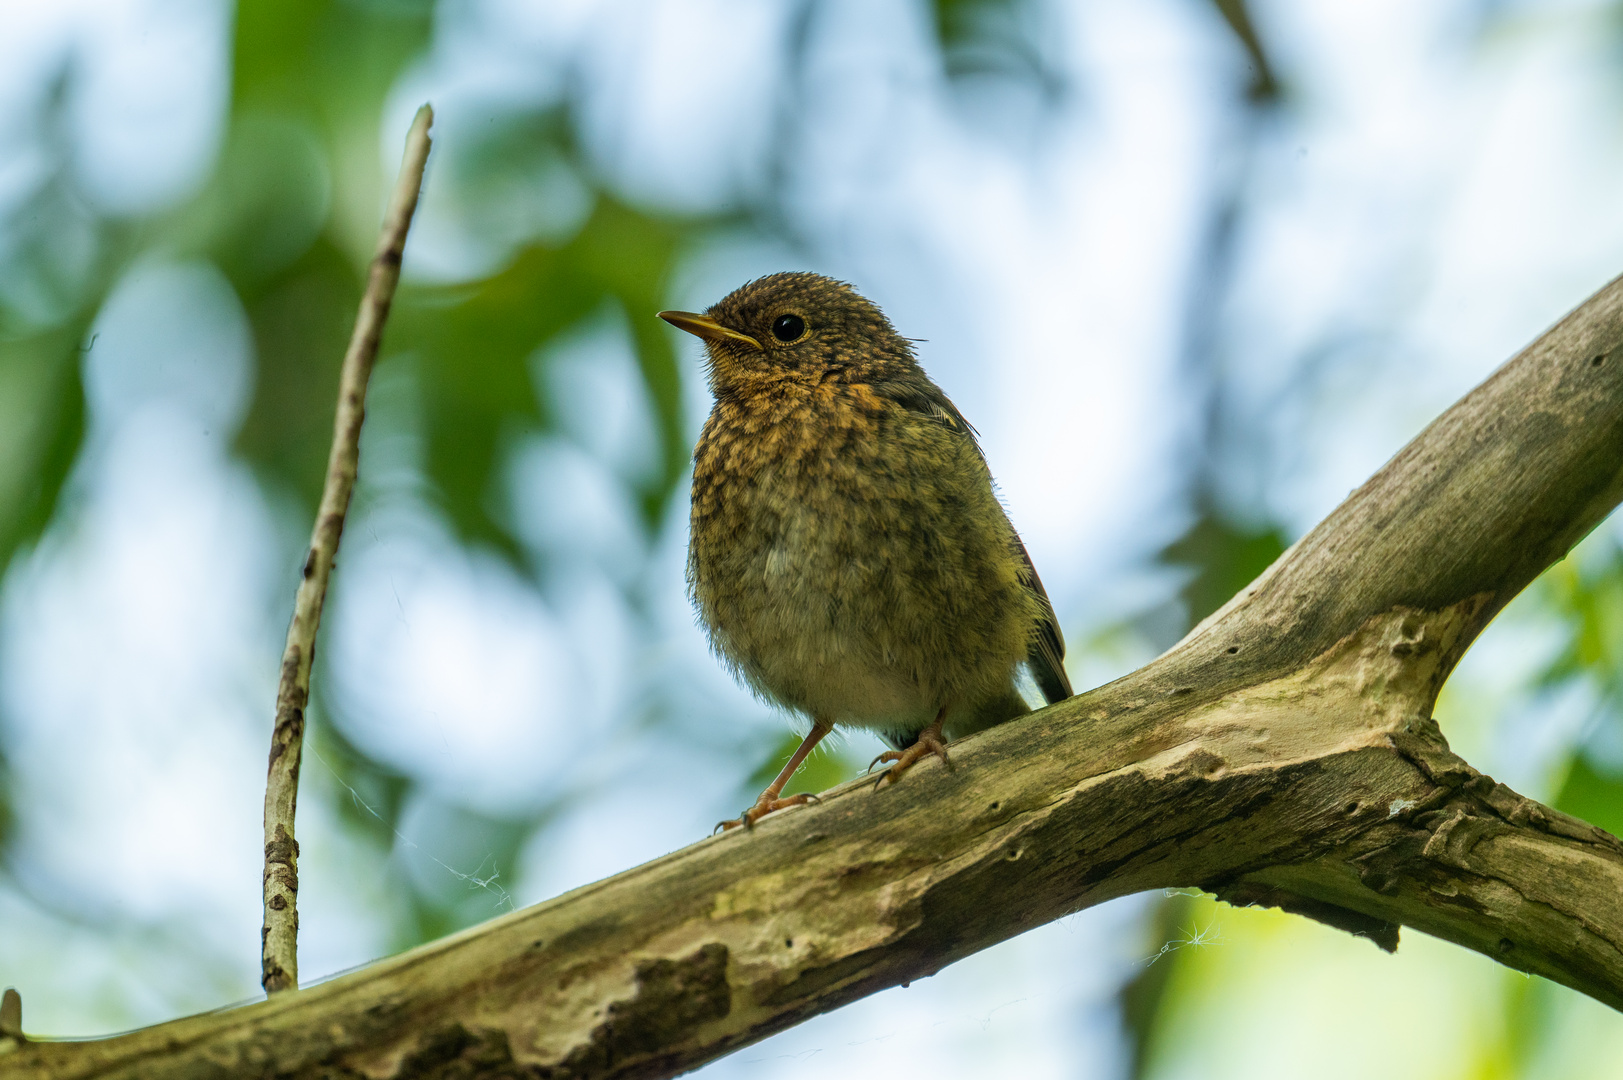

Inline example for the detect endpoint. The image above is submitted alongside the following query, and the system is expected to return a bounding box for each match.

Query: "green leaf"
[232,238,361,506]
[1554,752,1623,840]
[0,324,87,562]
[1160,506,1290,627]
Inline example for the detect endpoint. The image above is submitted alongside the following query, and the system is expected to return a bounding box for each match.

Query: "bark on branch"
[11,271,1623,1077]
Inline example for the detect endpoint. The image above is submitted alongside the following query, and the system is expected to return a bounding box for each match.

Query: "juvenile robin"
[659,272,1071,831]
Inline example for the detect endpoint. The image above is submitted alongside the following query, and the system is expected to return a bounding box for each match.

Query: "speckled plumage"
[681,273,1070,752]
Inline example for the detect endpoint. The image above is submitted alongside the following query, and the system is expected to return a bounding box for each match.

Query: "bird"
[658,272,1071,831]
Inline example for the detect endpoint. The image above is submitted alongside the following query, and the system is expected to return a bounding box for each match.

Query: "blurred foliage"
[0,747,12,856]
[1161,505,1290,631]
[390,805,532,951]
[1209,0,1282,103]
[1558,753,1623,837]
[0,69,116,569]
[930,0,1063,97]
[309,715,415,854]
[928,0,1280,114]
[0,329,85,564]
[1537,540,1623,700]
[1544,540,1623,832]
[309,716,531,950]
[397,192,705,554]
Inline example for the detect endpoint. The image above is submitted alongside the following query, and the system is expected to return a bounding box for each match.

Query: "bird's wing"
[1015,537,1072,704]
[877,377,982,441]
[877,375,1073,705]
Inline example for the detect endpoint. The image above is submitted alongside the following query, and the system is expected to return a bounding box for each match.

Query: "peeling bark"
[9,271,1623,1077]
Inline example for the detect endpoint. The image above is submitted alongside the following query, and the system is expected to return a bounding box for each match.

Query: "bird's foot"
[715,791,821,833]
[869,730,951,788]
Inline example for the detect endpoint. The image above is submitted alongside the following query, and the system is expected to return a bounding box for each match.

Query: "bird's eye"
[771,314,806,342]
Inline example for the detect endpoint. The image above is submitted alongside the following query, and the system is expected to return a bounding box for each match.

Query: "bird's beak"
[657,311,763,351]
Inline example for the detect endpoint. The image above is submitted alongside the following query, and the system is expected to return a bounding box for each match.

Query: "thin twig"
[261,104,434,995]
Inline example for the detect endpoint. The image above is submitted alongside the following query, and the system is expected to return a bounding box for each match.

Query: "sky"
[2,0,1623,1077]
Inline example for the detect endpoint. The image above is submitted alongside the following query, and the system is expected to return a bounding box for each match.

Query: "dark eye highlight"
[771,314,806,342]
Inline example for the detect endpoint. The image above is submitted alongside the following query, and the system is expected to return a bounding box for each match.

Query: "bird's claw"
[715,792,816,832]
[870,733,951,790]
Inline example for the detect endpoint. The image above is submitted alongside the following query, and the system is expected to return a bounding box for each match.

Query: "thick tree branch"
[11,272,1623,1077]
[261,105,433,994]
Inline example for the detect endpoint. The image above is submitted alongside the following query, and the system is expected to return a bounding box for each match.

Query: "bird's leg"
[870,706,951,787]
[718,719,834,832]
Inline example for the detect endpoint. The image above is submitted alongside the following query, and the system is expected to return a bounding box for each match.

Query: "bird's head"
[659,272,917,396]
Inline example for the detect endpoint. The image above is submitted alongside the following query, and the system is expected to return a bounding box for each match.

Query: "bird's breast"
[687,380,1034,728]
[690,382,887,547]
